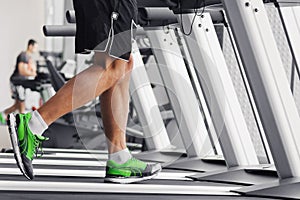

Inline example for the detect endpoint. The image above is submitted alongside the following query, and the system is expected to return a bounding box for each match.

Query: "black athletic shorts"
[73,0,138,61]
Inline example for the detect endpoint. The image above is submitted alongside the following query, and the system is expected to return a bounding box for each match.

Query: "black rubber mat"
[0,154,104,161]
[0,192,279,200]
[0,163,104,170]
[0,174,227,186]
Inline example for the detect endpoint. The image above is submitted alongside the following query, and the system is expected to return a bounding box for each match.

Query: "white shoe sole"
[104,166,162,184]
[8,114,31,180]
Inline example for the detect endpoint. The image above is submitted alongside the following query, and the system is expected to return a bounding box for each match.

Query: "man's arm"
[18,61,37,77]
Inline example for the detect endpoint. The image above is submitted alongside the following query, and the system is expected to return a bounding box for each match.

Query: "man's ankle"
[108,148,132,164]
[28,110,48,135]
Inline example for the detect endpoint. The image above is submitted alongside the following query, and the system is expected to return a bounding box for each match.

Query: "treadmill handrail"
[43,25,76,37]
[137,0,222,9]
[64,7,224,28]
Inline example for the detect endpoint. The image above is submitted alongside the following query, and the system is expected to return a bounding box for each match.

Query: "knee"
[107,57,134,84]
[108,65,124,83]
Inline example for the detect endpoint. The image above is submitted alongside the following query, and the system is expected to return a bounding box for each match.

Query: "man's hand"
[18,61,37,77]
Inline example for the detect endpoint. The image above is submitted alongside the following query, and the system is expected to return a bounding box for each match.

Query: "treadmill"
[0,147,242,199]
[1,0,299,199]
[0,1,240,199]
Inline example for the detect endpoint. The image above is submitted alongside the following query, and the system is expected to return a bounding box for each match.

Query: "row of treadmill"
[2,0,300,199]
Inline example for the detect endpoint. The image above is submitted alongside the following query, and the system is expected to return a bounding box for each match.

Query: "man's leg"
[17,100,25,114]
[38,53,130,126]
[100,55,133,154]
[4,101,18,115]
[7,53,133,179]
[101,55,162,183]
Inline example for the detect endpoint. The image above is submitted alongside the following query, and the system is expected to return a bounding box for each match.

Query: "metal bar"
[222,0,300,179]
[291,59,296,93]
[222,11,273,164]
[275,6,300,81]
[146,27,213,158]
[65,8,224,25]
[174,28,222,155]
[130,40,172,150]
[137,0,222,9]
[181,12,259,167]
[264,0,300,7]
[43,25,76,37]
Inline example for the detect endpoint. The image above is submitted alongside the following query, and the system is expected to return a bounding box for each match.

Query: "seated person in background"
[0,39,38,125]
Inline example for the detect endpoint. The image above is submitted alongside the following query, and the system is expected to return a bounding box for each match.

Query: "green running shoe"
[0,113,6,125]
[7,113,48,180]
[105,157,162,184]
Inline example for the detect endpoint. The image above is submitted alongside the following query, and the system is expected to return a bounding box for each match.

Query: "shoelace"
[34,136,48,158]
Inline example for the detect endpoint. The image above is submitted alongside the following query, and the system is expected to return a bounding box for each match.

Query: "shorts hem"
[76,19,137,63]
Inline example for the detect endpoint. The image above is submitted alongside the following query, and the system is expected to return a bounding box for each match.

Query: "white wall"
[45,0,64,52]
[0,0,45,110]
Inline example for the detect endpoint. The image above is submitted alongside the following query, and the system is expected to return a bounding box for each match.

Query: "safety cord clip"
[111,12,119,20]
